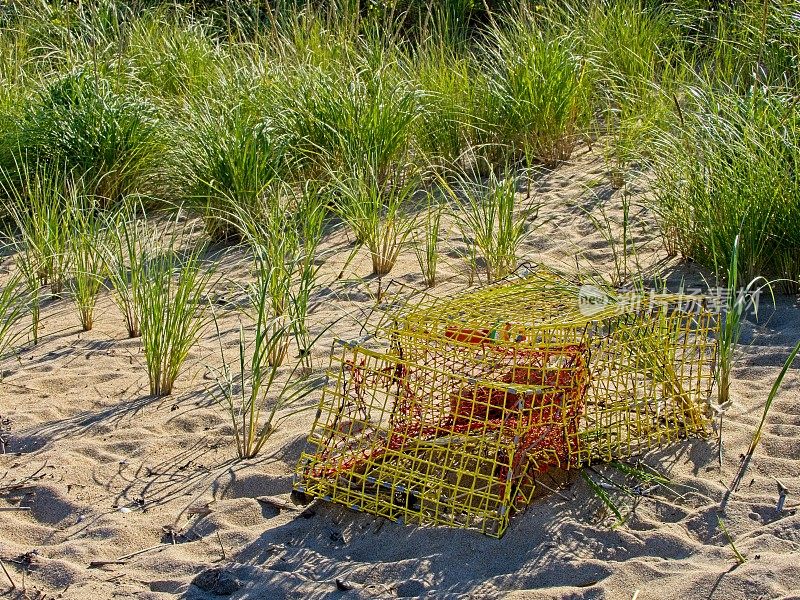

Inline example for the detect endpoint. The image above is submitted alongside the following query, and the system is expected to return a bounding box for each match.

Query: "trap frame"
[295,270,719,537]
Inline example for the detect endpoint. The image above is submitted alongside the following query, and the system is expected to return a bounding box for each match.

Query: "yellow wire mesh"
[295,270,719,537]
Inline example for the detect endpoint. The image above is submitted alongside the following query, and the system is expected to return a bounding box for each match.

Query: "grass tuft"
[136,220,214,396]
[482,15,589,166]
[181,91,291,241]
[67,192,107,331]
[103,203,151,338]
[6,69,165,205]
[210,272,325,459]
[333,166,420,276]
[413,199,443,288]
[441,167,538,283]
[1,162,72,296]
[0,271,27,358]
[652,85,800,288]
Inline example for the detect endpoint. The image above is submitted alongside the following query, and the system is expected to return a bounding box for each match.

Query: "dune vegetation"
[0,0,795,272]
[0,0,797,444]
[1,4,800,597]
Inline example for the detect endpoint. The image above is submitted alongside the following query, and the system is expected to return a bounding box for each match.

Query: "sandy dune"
[1,150,799,599]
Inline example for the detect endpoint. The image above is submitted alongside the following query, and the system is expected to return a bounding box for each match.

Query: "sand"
[1,149,799,599]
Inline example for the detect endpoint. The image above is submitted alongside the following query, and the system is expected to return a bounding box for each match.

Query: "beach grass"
[0,0,797,453]
[135,219,214,396]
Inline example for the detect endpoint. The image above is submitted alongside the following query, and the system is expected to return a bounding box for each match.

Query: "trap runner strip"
[295,270,719,537]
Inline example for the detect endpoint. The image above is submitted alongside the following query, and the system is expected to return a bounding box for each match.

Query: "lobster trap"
[295,270,719,537]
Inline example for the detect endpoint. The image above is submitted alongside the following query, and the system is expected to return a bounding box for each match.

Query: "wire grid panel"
[577,303,717,464]
[295,338,591,537]
[295,272,719,536]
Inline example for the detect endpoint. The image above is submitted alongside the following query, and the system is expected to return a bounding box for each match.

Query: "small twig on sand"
[27,461,50,480]
[187,504,213,517]
[88,560,128,568]
[534,480,572,503]
[117,545,168,562]
[88,544,168,568]
[0,558,16,590]
[776,478,789,512]
[216,531,226,561]
[0,506,31,512]
[256,496,301,512]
